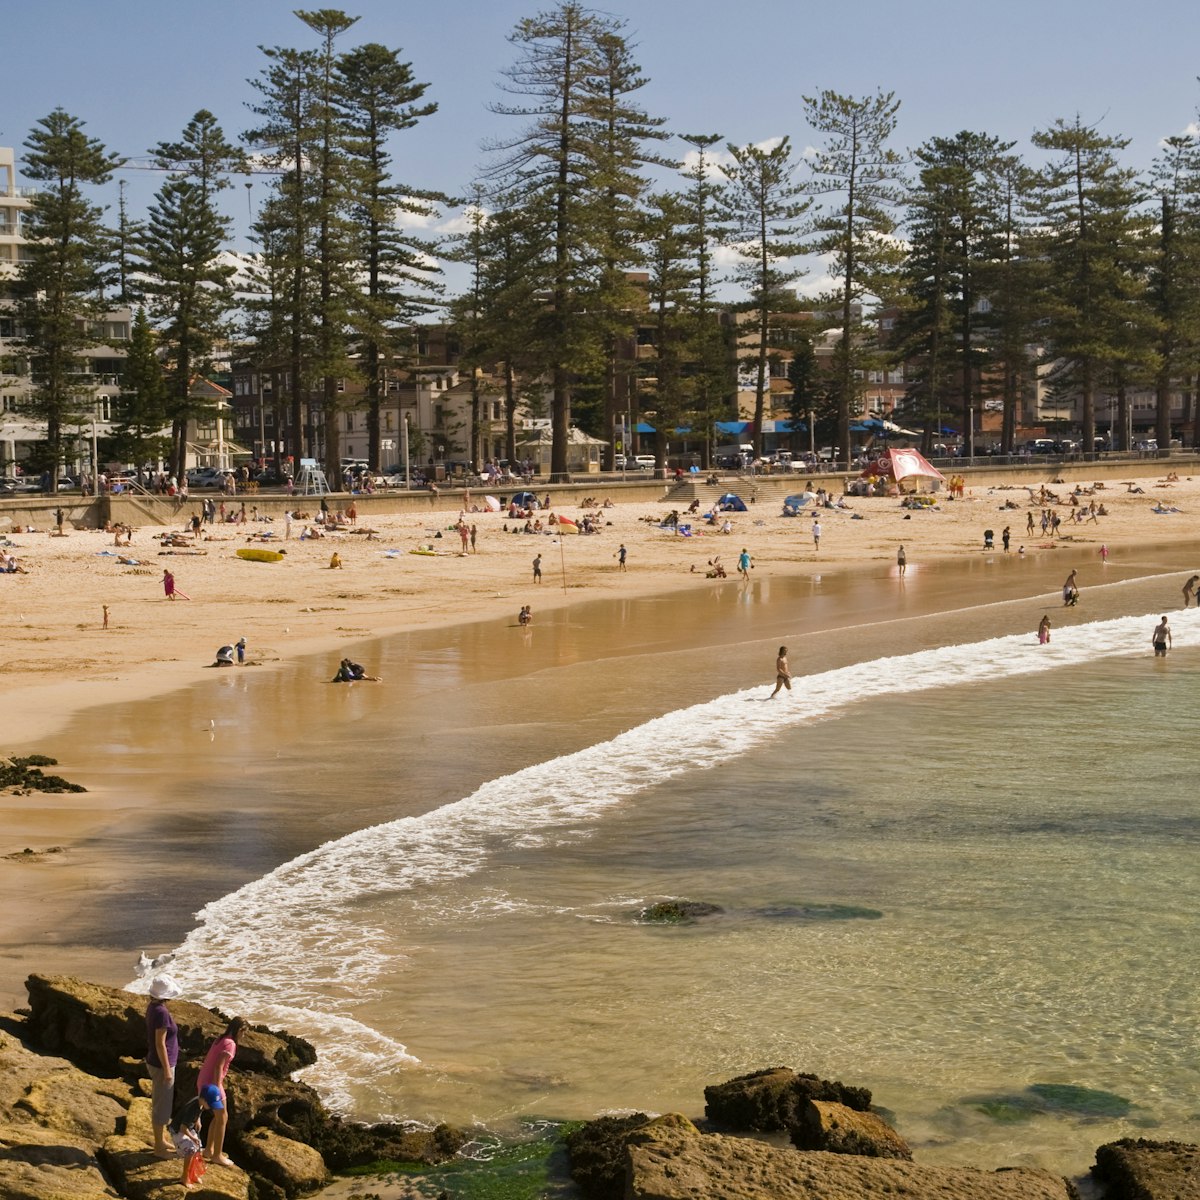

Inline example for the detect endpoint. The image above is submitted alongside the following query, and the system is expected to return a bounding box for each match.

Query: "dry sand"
[1,464,1197,1012]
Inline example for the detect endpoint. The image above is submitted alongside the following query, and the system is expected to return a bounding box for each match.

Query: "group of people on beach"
[145,973,242,1187]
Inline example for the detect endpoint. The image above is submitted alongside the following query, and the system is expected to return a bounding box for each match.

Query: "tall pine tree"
[803,90,906,468]
[15,109,120,473]
[718,137,808,458]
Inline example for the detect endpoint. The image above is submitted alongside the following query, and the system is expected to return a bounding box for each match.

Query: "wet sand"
[2,471,1199,1010]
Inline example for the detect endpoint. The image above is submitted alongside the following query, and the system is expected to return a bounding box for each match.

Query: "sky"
[5,0,1200,303]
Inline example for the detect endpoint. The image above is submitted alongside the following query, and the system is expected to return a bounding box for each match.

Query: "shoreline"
[3,470,1198,1007]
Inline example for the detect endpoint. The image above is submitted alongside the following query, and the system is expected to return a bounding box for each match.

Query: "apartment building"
[0,146,130,474]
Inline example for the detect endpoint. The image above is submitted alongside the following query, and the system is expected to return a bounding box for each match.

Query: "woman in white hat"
[145,975,182,1156]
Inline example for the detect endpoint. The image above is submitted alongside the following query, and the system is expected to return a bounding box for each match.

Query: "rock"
[1092,1137,1200,1198]
[237,1128,329,1195]
[626,1121,1078,1200]
[638,901,724,923]
[24,975,316,1079]
[704,1067,871,1132]
[789,1099,912,1160]
[566,1112,655,1199]
[101,1131,251,1200]
[0,1028,131,1144]
[0,1120,120,1199]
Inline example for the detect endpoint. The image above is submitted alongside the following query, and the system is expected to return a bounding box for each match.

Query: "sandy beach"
[2,462,1199,1013]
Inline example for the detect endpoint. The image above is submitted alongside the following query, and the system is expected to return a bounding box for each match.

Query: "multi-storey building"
[0,146,130,475]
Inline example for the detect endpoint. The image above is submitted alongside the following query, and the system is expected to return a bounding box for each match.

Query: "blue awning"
[715,420,750,434]
[635,421,656,434]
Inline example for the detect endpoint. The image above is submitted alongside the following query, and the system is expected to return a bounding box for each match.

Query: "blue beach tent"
[717,492,748,512]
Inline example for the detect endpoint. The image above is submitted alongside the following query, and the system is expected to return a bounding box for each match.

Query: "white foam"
[146,607,1197,1107]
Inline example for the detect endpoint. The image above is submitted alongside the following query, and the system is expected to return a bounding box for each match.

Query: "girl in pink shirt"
[197,1016,245,1166]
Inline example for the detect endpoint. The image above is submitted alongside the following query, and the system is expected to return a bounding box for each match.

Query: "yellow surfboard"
[237,547,285,563]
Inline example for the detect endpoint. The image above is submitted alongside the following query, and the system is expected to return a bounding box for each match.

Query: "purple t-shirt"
[146,999,179,1068]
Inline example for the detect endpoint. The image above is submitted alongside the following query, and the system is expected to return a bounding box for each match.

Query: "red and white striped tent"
[860,448,946,494]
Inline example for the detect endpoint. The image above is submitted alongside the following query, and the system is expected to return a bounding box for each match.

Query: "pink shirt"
[197,1035,236,1092]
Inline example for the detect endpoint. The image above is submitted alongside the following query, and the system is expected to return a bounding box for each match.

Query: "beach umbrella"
[483,495,501,512]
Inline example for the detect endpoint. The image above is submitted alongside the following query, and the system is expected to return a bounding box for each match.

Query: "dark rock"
[704,1067,871,1132]
[24,975,316,1079]
[789,1099,912,1159]
[626,1119,1078,1199]
[750,903,883,922]
[638,901,723,923]
[1092,1137,1200,1199]
[566,1111,654,1199]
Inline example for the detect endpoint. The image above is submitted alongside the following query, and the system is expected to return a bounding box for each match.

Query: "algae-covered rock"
[704,1067,872,1132]
[566,1112,655,1200]
[638,900,724,923]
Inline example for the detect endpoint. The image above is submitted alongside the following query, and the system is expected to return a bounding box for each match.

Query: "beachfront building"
[0,146,133,478]
[228,356,518,477]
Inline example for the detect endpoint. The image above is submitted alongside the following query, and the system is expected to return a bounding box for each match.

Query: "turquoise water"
[150,596,1200,1180]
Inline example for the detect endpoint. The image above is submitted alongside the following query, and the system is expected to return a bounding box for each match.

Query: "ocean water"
[150,595,1200,1180]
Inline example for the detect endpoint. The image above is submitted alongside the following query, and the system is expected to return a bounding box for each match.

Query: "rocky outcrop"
[789,1099,912,1160]
[24,974,316,1079]
[625,1116,1078,1200]
[6,978,469,1200]
[566,1112,656,1199]
[703,1067,871,1132]
[1092,1138,1200,1198]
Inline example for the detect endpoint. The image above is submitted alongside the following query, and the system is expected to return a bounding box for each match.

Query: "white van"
[634,455,656,470]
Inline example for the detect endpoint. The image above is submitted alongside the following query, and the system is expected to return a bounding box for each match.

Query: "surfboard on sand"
[237,547,285,563]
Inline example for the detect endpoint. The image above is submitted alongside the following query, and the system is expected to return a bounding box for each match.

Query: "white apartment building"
[0,146,130,476]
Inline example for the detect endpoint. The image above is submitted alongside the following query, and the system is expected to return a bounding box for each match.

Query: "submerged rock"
[968,1081,1133,1122]
[638,900,724,924]
[750,902,883,922]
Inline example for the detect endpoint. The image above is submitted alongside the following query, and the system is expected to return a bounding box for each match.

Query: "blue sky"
[6,0,1200,296]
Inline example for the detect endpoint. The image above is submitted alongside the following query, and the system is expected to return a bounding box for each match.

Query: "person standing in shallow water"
[769,646,791,698]
[1038,614,1051,644]
[897,544,907,575]
[1152,615,1172,657]
[1183,575,1199,607]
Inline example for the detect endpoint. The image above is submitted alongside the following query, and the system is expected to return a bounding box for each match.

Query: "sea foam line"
[148,607,1196,1097]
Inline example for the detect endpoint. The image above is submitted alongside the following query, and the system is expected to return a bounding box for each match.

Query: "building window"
[1,394,18,412]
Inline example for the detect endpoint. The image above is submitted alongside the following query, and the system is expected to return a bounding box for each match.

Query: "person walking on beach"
[197,1016,244,1166]
[617,544,627,571]
[1002,526,1011,553]
[162,569,191,600]
[1038,614,1052,644]
[737,548,752,579]
[1026,511,1035,536]
[769,646,792,698]
[1152,615,1172,657]
[470,524,477,553]
[532,553,542,584]
[1099,543,1109,564]
[1183,575,1199,607]
[1063,570,1079,606]
[897,544,907,575]
[145,975,182,1157]
[812,518,821,551]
